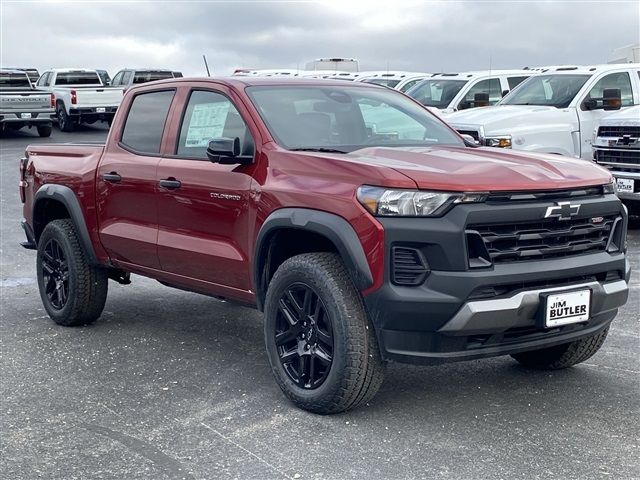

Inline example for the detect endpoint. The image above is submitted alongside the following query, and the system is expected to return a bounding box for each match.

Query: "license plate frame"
[616,177,634,194]
[20,112,32,119]
[540,288,591,328]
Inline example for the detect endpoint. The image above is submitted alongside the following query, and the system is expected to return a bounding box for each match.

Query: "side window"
[111,71,124,86]
[507,76,529,90]
[585,72,634,107]
[399,78,423,93]
[37,72,50,87]
[121,90,175,154]
[122,71,133,86]
[177,90,254,159]
[460,78,502,109]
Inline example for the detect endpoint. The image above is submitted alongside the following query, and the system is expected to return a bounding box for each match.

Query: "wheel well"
[256,228,338,309]
[33,199,70,242]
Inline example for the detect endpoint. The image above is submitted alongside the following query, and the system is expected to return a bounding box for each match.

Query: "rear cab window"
[120,90,175,154]
[54,72,102,86]
[0,72,31,89]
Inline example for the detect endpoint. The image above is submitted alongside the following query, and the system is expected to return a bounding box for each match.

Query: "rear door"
[155,86,258,294]
[96,88,176,269]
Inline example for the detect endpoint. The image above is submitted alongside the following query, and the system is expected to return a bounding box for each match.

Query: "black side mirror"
[501,89,509,97]
[207,137,252,165]
[474,92,490,107]
[603,88,622,111]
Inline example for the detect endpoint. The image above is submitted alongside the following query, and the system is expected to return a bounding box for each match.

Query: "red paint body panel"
[21,77,613,307]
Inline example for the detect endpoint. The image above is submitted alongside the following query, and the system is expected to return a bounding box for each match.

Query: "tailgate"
[0,92,51,111]
[75,88,124,108]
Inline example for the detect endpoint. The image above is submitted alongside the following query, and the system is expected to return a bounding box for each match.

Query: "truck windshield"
[500,74,591,108]
[55,72,102,85]
[362,78,402,88]
[246,85,464,152]
[406,79,467,108]
[133,71,174,84]
[0,72,31,88]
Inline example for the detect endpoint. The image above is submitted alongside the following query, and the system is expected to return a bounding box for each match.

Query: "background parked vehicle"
[110,68,183,89]
[35,68,124,131]
[0,69,54,137]
[446,64,640,159]
[592,105,640,215]
[305,57,359,72]
[609,44,640,64]
[6,67,40,84]
[406,70,535,114]
[355,71,431,91]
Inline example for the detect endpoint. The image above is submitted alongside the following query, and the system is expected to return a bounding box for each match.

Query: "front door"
[97,89,175,269]
[156,88,257,292]
[577,71,635,159]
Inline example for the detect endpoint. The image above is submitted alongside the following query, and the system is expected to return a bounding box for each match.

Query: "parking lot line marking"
[200,422,293,480]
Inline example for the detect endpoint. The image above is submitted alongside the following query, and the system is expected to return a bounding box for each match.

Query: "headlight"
[357,186,487,217]
[485,136,512,148]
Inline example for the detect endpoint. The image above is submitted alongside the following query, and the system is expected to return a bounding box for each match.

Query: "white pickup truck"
[406,70,535,114]
[35,69,124,131]
[592,105,640,215]
[0,69,54,137]
[446,64,640,159]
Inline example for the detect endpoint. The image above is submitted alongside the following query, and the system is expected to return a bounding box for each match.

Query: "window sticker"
[185,102,231,147]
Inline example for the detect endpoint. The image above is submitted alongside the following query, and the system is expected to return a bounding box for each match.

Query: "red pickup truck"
[20,78,630,414]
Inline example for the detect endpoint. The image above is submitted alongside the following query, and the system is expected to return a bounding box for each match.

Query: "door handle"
[102,172,121,183]
[159,178,182,189]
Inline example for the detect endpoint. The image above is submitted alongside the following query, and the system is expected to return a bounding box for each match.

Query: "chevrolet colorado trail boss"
[1,69,54,137]
[35,69,125,131]
[20,78,631,414]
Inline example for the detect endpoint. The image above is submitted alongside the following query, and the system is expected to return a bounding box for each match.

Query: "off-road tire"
[56,103,74,132]
[37,219,108,326]
[511,328,609,369]
[37,125,52,137]
[264,252,385,414]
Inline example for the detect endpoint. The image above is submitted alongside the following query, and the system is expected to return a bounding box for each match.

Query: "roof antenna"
[202,55,211,77]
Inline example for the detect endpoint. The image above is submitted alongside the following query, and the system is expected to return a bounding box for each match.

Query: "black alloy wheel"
[275,283,334,389]
[41,238,70,310]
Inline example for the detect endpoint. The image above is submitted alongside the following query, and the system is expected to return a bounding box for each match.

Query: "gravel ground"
[1,125,638,480]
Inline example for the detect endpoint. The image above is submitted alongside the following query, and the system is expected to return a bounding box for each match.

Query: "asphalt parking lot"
[1,125,638,480]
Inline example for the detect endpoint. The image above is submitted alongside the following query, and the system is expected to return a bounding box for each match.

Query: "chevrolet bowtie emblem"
[544,202,580,221]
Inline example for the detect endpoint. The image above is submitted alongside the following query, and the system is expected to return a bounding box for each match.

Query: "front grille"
[487,187,603,202]
[456,129,480,142]
[594,149,640,171]
[598,126,640,137]
[468,216,616,264]
[391,246,429,286]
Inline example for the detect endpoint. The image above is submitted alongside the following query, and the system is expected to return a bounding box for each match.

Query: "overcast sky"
[1,1,638,77]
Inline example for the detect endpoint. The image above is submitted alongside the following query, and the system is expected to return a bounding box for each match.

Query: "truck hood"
[446,105,574,135]
[598,105,640,126]
[343,146,611,191]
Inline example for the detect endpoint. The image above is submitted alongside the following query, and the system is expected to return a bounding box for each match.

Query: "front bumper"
[363,193,631,365]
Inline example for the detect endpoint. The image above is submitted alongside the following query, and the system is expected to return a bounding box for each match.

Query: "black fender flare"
[32,184,98,263]
[253,208,374,310]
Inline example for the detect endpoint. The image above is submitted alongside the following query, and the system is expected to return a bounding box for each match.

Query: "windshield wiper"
[289,147,348,154]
